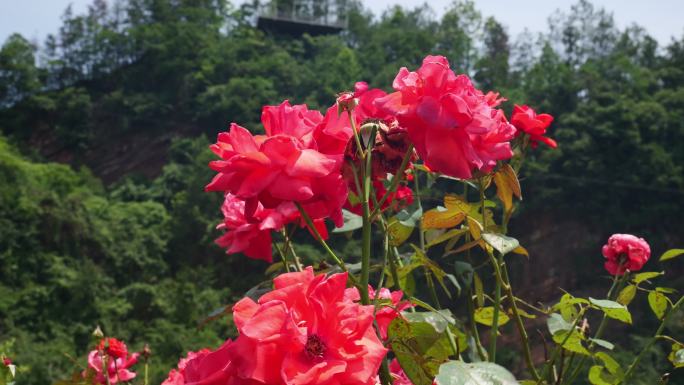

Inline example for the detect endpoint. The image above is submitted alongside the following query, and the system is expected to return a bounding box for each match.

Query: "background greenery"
[0,0,683,383]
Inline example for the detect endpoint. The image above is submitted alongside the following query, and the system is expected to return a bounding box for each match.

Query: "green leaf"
[655,287,677,294]
[434,360,518,385]
[616,285,636,306]
[333,209,363,233]
[403,310,456,333]
[481,233,519,255]
[589,298,632,324]
[547,313,573,335]
[590,338,615,350]
[588,365,618,385]
[659,248,684,262]
[648,291,668,319]
[632,271,663,284]
[552,330,590,355]
[474,307,510,327]
[595,352,622,375]
[388,317,453,385]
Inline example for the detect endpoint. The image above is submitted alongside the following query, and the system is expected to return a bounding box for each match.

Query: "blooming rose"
[215,194,298,262]
[97,338,128,359]
[83,349,139,385]
[602,234,651,275]
[228,267,388,385]
[206,101,348,228]
[376,55,516,179]
[161,341,238,385]
[510,105,557,149]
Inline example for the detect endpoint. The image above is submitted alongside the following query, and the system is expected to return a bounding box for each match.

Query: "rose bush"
[50,54,683,385]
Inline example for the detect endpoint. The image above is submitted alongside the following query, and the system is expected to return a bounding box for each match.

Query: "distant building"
[256,0,348,35]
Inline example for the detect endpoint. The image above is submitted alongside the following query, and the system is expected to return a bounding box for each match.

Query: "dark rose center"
[305,334,326,359]
[617,252,629,265]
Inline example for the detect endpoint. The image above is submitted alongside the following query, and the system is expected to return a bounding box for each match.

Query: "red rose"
[97,338,128,359]
[602,234,651,275]
[510,104,557,149]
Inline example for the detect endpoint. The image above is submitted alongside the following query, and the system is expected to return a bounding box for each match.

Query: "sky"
[1,0,682,46]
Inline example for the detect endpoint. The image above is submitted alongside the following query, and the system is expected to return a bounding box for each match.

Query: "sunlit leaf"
[588,298,632,324]
[668,343,684,368]
[388,217,414,247]
[473,272,484,308]
[492,164,521,215]
[659,248,684,262]
[467,217,482,240]
[547,313,573,335]
[511,245,529,257]
[434,360,518,385]
[474,307,510,327]
[552,330,590,355]
[632,271,663,284]
[427,228,468,249]
[590,338,615,351]
[423,207,466,229]
[588,365,617,385]
[481,233,519,255]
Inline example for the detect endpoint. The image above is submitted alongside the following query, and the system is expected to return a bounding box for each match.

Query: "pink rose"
[602,234,651,275]
[510,104,557,149]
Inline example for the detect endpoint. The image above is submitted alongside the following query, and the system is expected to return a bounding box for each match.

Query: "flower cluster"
[162,268,411,385]
[82,338,139,385]
[207,56,557,263]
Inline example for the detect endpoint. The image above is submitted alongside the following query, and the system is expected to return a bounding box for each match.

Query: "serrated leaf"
[632,271,663,284]
[616,285,636,306]
[660,248,684,262]
[333,209,363,233]
[474,307,510,327]
[434,360,518,385]
[648,291,668,319]
[590,338,615,350]
[589,298,632,324]
[481,233,520,255]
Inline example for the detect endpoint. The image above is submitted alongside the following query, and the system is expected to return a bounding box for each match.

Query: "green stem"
[539,307,588,383]
[295,203,352,281]
[282,227,303,271]
[479,178,501,362]
[274,242,292,272]
[359,125,377,305]
[623,295,684,383]
[144,357,149,385]
[563,270,629,384]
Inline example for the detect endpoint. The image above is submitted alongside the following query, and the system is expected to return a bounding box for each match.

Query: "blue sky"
[1,0,682,46]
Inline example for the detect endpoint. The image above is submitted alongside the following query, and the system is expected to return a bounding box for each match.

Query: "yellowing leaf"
[443,195,472,213]
[467,217,482,240]
[512,245,529,257]
[474,307,510,326]
[493,164,521,214]
[422,208,466,230]
[617,285,637,306]
[388,218,414,246]
[648,291,668,320]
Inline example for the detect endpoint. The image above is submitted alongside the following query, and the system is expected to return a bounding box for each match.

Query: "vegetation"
[0,0,682,384]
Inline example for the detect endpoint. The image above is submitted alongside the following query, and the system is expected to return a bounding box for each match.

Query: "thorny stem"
[623,295,684,383]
